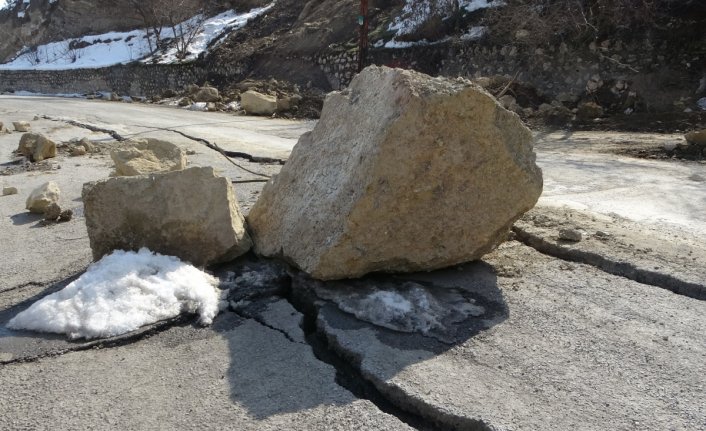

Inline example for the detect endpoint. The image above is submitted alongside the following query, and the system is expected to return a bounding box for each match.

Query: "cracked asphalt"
[1,96,705,430]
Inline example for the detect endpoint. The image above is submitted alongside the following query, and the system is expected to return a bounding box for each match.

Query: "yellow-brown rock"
[83,167,251,266]
[110,138,186,176]
[247,66,543,280]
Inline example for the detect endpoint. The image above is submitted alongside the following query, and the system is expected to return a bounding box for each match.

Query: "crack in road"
[0,281,44,295]
[39,115,280,180]
[40,115,126,141]
[283,283,449,431]
[230,306,306,345]
[513,226,706,300]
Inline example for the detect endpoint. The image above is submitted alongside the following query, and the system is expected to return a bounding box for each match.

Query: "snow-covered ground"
[0,4,273,70]
[7,249,222,339]
[384,0,502,48]
[0,0,13,11]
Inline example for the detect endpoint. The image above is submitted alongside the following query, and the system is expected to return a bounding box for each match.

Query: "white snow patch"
[459,0,505,13]
[384,37,449,49]
[0,4,274,70]
[461,26,487,41]
[697,97,706,111]
[385,0,498,48]
[187,101,209,111]
[0,0,13,10]
[7,249,221,340]
[7,90,86,98]
[316,281,485,338]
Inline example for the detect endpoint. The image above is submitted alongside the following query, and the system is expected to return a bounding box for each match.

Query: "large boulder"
[110,138,187,176]
[26,181,60,214]
[17,133,57,162]
[240,90,277,115]
[247,66,543,280]
[82,166,252,266]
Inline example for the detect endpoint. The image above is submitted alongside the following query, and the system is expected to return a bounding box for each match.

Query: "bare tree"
[129,0,208,59]
[158,0,207,60]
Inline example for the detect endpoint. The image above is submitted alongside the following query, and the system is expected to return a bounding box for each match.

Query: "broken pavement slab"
[296,242,706,430]
[0,312,413,431]
[514,206,706,299]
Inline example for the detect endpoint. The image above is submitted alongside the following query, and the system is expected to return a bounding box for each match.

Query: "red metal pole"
[357,0,369,73]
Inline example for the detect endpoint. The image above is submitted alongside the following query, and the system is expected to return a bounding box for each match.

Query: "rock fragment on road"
[83,166,252,266]
[2,186,18,196]
[25,181,60,214]
[17,133,57,162]
[12,121,31,132]
[110,138,187,176]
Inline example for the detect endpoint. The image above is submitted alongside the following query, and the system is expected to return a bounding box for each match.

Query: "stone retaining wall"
[314,38,704,111]
[1,36,702,111]
[0,63,210,97]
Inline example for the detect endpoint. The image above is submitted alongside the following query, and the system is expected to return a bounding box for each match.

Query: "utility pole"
[357,0,369,73]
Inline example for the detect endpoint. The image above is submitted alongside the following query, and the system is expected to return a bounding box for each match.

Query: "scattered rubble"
[25,181,60,214]
[17,133,57,162]
[12,121,31,132]
[82,166,252,266]
[110,138,187,176]
[248,66,543,280]
[514,206,706,299]
[43,202,62,221]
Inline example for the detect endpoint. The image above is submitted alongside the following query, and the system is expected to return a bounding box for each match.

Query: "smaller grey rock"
[3,186,18,196]
[13,121,31,132]
[241,90,277,115]
[79,138,95,153]
[192,86,220,103]
[71,146,87,156]
[559,228,583,242]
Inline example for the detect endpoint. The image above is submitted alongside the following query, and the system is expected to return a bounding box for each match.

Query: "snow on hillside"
[385,0,502,48]
[459,0,505,13]
[0,4,273,70]
[0,0,12,11]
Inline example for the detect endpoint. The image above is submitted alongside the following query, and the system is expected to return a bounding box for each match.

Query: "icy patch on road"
[315,280,485,339]
[7,249,220,340]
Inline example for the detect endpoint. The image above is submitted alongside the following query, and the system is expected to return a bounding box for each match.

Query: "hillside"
[1,0,705,129]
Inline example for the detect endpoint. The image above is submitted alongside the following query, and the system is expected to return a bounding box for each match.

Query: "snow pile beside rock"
[7,249,221,340]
